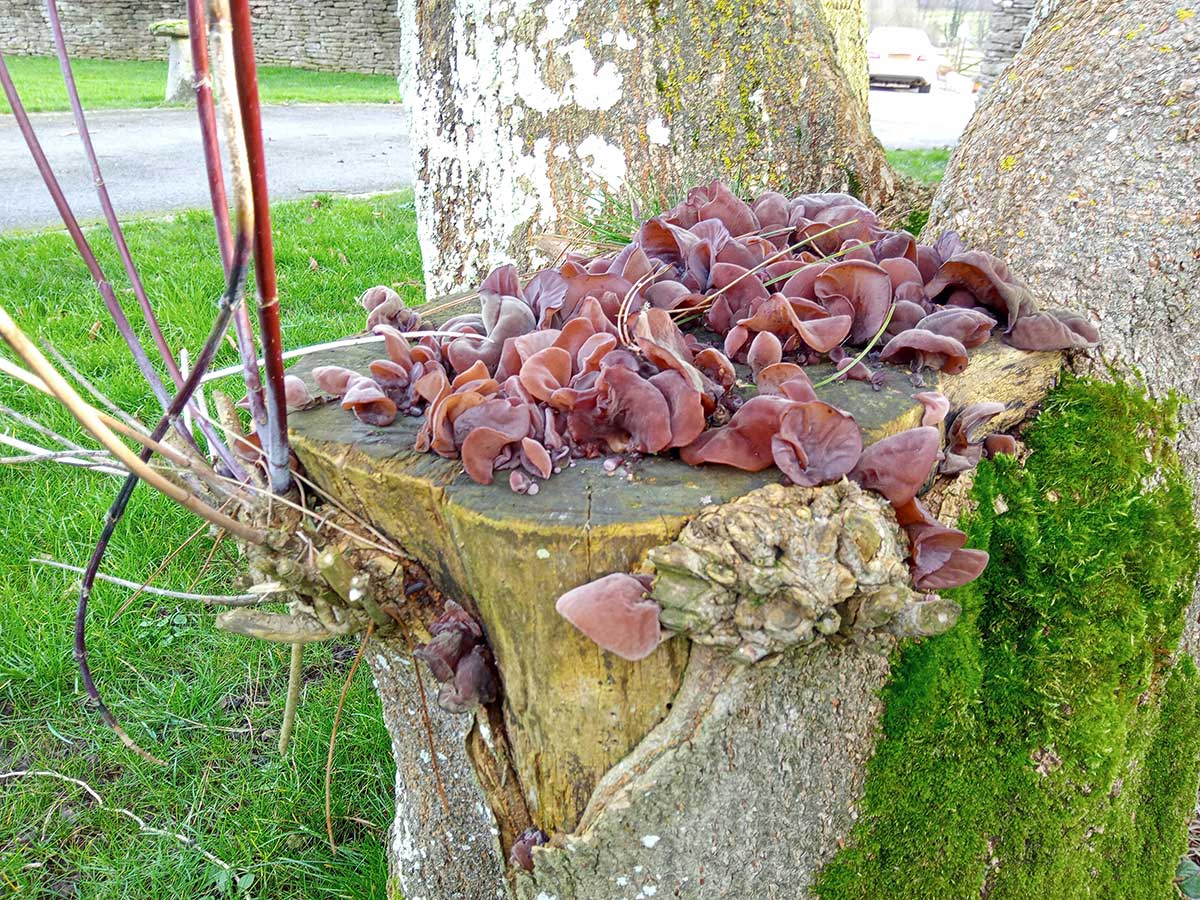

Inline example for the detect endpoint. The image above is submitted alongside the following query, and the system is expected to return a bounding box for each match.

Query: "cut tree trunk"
[924,0,1200,659]
[283,334,1061,899]
[397,0,902,297]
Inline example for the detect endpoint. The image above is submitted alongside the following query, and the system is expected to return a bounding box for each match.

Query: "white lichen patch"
[576,134,627,189]
[646,116,671,145]
[640,834,661,848]
[538,0,578,43]
[558,40,624,111]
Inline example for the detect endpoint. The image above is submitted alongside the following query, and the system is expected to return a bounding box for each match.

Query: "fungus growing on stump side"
[510,828,550,872]
[554,573,662,662]
[413,601,499,713]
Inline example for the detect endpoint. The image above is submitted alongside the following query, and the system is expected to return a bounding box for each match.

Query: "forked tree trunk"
[397,0,901,296]
[924,0,1200,658]
[283,339,1061,899]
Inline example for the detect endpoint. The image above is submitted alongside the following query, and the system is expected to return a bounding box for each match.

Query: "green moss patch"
[816,375,1200,900]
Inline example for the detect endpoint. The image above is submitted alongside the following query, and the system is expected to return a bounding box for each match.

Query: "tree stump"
[283,336,1061,899]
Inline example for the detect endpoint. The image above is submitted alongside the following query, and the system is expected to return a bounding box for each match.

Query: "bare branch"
[0,400,87,450]
[0,313,262,543]
[200,330,487,383]
[31,558,277,606]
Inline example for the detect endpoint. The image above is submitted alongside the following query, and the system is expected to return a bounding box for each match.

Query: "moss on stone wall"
[816,374,1200,900]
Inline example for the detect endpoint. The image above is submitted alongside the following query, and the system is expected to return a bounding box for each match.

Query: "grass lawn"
[0,56,399,115]
[0,193,423,898]
[887,147,952,184]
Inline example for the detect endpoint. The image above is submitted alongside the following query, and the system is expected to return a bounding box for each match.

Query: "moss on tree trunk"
[815,375,1200,900]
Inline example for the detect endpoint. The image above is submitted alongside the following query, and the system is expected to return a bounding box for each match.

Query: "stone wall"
[0,0,399,75]
[978,0,1036,85]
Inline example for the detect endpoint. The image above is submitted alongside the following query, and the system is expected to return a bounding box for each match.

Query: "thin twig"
[0,770,234,873]
[277,642,304,754]
[408,634,450,815]
[199,330,487,383]
[0,314,258,540]
[40,339,145,430]
[326,622,374,854]
[0,445,111,465]
[189,0,234,270]
[209,471,399,555]
[0,434,124,476]
[188,529,228,592]
[110,515,216,621]
[811,304,897,389]
[31,558,273,606]
[380,605,450,816]
[0,400,87,450]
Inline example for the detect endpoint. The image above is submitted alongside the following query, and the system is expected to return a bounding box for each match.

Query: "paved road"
[868,84,978,149]
[0,103,411,231]
[0,89,967,232]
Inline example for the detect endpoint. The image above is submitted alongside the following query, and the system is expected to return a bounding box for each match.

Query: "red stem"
[187,0,268,432]
[227,0,291,494]
[43,0,245,481]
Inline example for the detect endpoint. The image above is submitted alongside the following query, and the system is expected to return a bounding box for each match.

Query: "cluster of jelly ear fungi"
[300,180,1098,663]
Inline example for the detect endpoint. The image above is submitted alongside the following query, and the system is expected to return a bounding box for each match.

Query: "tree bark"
[397,0,900,296]
[820,0,870,105]
[925,0,1200,658]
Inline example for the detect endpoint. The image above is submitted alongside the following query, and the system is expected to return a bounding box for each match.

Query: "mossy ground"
[816,375,1200,900]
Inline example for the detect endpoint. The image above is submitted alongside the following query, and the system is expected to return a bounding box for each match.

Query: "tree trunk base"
[514,640,891,899]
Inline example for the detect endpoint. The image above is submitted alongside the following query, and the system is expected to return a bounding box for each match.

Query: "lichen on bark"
[398,0,899,295]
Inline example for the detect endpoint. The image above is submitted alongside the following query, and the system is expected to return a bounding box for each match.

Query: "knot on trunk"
[648,481,956,662]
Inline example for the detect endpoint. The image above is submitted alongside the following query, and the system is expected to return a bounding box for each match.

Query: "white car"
[868,27,939,93]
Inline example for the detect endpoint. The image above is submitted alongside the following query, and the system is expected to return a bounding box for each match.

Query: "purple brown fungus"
[941,402,1006,475]
[555,573,663,661]
[414,601,498,713]
[510,828,550,872]
[306,180,1092,627]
